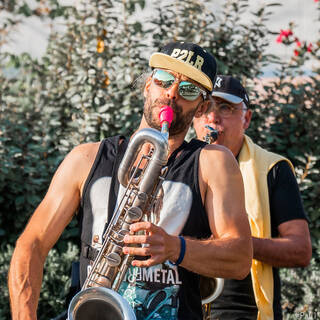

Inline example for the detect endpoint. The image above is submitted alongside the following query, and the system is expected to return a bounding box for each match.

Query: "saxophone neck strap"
[82,242,99,261]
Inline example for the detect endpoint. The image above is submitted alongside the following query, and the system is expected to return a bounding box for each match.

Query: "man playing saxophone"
[8,42,253,320]
[193,75,311,320]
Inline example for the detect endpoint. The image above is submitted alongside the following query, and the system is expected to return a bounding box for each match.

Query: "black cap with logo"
[149,42,217,92]
[211,75,250,107]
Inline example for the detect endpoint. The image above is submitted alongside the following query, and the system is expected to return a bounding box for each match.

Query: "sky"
[1,0,319,76]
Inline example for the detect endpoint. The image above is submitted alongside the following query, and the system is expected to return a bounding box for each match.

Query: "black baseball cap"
[149,41,217,91]
[211,75,250,107]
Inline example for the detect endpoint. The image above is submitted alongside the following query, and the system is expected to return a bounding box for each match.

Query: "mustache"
[151,98,182,114]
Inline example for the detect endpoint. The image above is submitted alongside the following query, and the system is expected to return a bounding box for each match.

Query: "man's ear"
[243,109,252,130]
[194,98,211,118]
[144,77,152,98]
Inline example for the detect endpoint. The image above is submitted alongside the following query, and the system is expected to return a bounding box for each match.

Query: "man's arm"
[8,143,98,320]
[252,219,311,267]
[252,161,312,268]
[179,144,252,279]
[124,145,253,280]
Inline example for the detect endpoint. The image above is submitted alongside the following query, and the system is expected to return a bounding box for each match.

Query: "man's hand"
[122,221,180,267]
[253,219,311,268]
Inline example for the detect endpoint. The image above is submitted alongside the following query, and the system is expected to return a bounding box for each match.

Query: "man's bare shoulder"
[66,142,101,165]
[199,143,240,181]
[57,142,102,191]
[200,143,236,162]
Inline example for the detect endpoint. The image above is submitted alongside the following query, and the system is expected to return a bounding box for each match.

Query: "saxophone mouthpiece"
[159,105,174,128]
[204,125,219,144]
[159,106,173,139]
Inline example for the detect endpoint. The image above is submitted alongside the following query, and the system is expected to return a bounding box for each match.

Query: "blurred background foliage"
[0,0,319,319]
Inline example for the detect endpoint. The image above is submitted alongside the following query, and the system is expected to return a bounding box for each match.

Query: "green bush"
[0,53,61,243]
[0,243,79,320]
[0,246,12,320]
[281,251,320,319]
[247,73,320,316]
[1,0,319,318]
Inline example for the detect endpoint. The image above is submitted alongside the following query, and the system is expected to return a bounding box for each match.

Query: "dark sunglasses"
[152,69,207,101]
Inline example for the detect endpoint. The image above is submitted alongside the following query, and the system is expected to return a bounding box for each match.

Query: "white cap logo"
[215,77,223,88]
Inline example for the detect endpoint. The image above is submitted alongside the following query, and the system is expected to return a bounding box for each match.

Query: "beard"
[143,94,198,136]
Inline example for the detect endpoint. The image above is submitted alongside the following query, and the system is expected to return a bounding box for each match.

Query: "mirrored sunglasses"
[152,69,207,101]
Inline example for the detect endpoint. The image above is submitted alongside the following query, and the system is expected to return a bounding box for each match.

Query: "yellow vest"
[238,135,294,320]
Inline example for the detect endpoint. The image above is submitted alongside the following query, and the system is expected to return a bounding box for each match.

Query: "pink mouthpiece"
[159,105,174,128]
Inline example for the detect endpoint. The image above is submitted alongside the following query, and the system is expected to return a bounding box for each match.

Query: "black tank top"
[77,135,211,320]
[211,161,308,320]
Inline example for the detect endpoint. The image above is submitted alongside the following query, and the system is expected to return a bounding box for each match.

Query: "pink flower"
[281,29,293,37]
[276,29,294,43]
[294,49,300,56]
[314,0,319,3]
[307,43,313,52]
[295,38,301,47]
[276,34,283,43]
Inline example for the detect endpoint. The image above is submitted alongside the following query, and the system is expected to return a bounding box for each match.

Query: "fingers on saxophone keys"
[132,257,157,267]
[129,221,153,233]
[122,245,151,256]
[123,234,150,244]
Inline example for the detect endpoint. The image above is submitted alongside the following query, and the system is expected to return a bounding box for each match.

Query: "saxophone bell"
[67,287,136,320]
[200,277,225,320]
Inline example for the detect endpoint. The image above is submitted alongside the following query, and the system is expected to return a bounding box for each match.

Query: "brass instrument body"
[68,128,170,320]
[83,128,169,291]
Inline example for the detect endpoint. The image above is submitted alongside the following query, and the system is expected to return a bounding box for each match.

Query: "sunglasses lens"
[153,69,175,88]
[179,81,201,101]
[153,69,203,101]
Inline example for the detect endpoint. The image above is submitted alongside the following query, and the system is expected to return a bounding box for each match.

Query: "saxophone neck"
[160,121,170,141]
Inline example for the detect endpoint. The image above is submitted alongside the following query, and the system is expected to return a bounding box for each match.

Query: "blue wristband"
[170,236,186,266]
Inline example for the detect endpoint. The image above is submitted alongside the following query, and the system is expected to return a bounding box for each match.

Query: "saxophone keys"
[116,229,129,243]
[126,206,143,223]
[95,276,112,288]
[106,252,122,267]
[137,191,147,202]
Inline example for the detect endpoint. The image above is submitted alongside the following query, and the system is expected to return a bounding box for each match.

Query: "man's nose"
[207,110,221,123]
[165,83,179,100]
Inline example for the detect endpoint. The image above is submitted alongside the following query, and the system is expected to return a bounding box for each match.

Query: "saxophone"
[68,106,174,320]
[200,125,225,320]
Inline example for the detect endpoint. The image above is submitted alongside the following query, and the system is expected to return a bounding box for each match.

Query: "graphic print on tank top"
[89,178,193,320]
